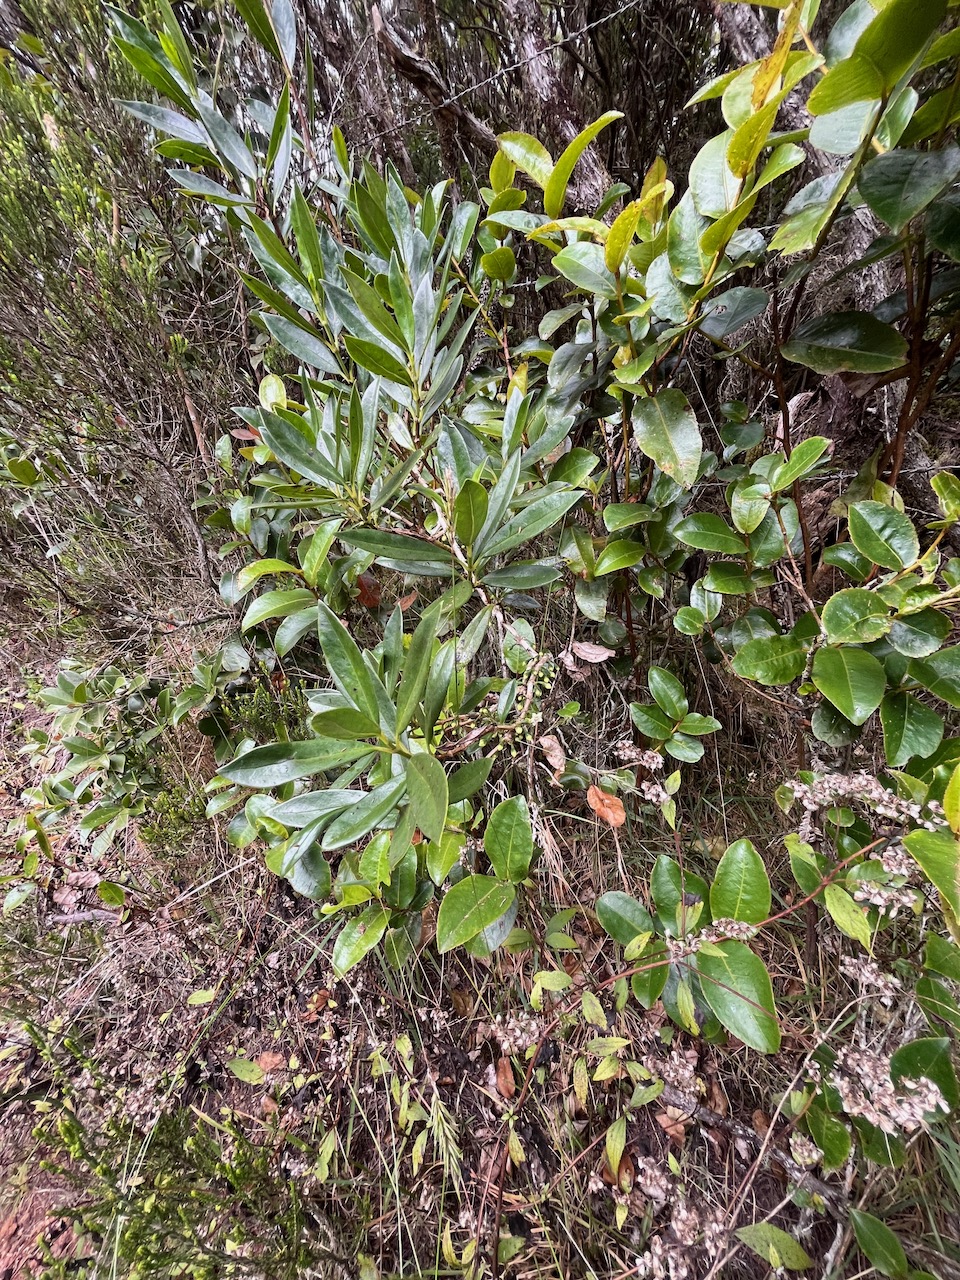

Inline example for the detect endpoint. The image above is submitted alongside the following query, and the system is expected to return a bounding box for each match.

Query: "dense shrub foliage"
[6,0,960,1275]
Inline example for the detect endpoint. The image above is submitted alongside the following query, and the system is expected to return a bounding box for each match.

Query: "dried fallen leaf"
[752,1109,770,1137]
[656,1106,690,1146]
[397,589,418,611]
[538,734,566,771]
[587,785,626,828]
[496,1056,516,1100]
[571,641,616,663]
[261,1095,279,1115]
[256,1051,286,1074]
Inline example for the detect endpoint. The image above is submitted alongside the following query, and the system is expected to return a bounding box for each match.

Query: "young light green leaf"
[544,111,622,218]
[735,1223,813,1271]
[436,875,516,952]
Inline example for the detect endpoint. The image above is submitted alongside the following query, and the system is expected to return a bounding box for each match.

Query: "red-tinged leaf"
[357,571,382,608]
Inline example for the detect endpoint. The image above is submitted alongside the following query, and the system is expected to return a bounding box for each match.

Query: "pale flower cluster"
[830,1048,949,1134]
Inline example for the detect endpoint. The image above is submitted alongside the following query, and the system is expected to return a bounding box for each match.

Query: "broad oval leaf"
[710,839,770,924]
[695,940,780,1053]
[812,645,885,725]
[781,311,908,374]
[633,390,702,490]
[821,588,890,644]
[860,145,960,234]
[436,875,516,953]
[596,890,656,945]
[848,501,919,570]
[485,795,534,883]
[880,692,943,767]
[731,634,807,685]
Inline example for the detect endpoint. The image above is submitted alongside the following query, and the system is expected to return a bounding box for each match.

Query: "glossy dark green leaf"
[890,1035,958,1113]
[648,667,688,719]
[909,646,960,707]
[710,839,770,924]
[629,702,674,739]
[395,600,442,733]
[805,1104,852,1172]
[344,336,410,384]
[596,891,655,945]
[405,752,448,845]
[848,501,918,569]
[860,146,960,234]
[849,1211,907,1280]
[700,286,769,338]
[317,602,381,722]
[221,739,370,787]
[447,757,493,803]
[888,609,951,658]
[256,408,342,487]
[260,313,341,375]
[696,940,780,1053]
[454,479,488,546]
[731,634,807,685]
[782,312,907,374]
[675,513,748,555]
[821,588,890,644]
[812,646,886,725]
[594,539,644,576]
[485,795,533,883]
[321,775,407,851]
[880,693,943,767]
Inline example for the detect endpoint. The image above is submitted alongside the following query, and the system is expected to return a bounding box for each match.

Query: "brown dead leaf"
[256,1051,286,1074]
[587,785,626,828]
[496,1056,516,1100]
[261,1095,279,1115]
[752,1109,770,1137]
[538,734,566,771]
[450,988,473,1018]
[656,1106,690,1146]
[571,641,616,663]
[707,1080,729,1117]
[398,589,418,611]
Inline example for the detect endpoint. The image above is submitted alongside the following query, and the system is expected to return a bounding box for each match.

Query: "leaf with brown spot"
[571,641,616,663]
[587,785,626,828]
[496,1056,516,1099]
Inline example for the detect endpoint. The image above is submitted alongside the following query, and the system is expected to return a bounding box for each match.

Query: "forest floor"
[0,628,956,1280]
